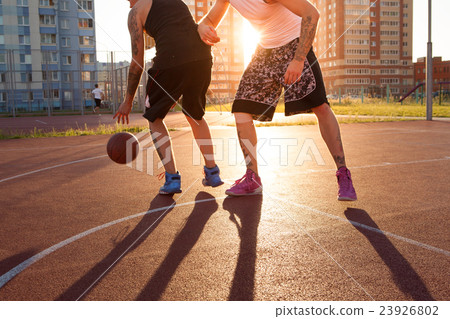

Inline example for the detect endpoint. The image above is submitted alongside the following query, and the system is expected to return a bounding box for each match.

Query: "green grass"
[253,115,418,127]
[205,99,450,118]
[0,124,173,140]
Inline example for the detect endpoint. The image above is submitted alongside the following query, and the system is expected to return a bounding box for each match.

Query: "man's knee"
[312,103,331,117]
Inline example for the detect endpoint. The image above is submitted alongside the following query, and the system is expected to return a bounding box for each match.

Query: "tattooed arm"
[274,0,320,85]
[114,4,146,124]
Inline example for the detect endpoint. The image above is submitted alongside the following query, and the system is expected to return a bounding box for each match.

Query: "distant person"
[113,0,223,194]
[198,0,357,200]
[91,84,104,114]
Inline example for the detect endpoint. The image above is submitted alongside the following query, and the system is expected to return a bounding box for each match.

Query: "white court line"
[1,154,449,184]
[0,155,107,183]
[262,156,450,177]
[271,196,450,257]
[0,144,107,153]
[1,193,449,290]
[35,120,47,125]
[0,196,227,289]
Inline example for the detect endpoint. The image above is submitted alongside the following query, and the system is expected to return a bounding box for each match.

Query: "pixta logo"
[127,130,325,176]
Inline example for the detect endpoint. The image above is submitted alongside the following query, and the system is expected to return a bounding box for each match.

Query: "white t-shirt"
[92,88,103,99]
[229,0,302,49]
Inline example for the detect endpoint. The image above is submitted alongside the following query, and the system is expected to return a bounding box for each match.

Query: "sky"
[93,0,450,63]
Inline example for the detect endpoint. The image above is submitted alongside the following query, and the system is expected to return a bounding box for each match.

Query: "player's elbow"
[309,6,320,23]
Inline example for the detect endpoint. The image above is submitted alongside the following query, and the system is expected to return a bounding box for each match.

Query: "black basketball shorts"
[143,58,212,122]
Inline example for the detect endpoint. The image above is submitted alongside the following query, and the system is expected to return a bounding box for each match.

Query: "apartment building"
[184,0,245,104]
[311,0,414,98]
[0,0,97,111]
[414,57,450,91]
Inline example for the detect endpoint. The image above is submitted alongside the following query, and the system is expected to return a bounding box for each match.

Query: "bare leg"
[312,103,346,168]
[185,116,216,168]
[234,112,258,175]
[149,118,177,174]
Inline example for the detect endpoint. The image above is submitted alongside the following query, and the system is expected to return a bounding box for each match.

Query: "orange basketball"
[107,132,139,164]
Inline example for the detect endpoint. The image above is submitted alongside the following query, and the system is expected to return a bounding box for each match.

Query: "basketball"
[107,132,140,164]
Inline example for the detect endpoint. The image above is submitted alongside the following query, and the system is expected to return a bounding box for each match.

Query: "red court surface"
[0,116,449,301]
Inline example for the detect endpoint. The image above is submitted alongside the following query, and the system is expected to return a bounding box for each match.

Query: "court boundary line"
[271,196,450,257]
[0,196,227,289]
[1,156,448,184]
[1,194,448,291]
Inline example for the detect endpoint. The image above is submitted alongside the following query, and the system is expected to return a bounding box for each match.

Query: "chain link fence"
[1,49,448,117]
[0,49,151,117]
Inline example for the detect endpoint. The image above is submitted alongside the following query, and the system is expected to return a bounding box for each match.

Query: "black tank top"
[144,0,211,69]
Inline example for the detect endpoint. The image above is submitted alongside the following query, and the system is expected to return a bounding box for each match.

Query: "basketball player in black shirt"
[114,0,223,194]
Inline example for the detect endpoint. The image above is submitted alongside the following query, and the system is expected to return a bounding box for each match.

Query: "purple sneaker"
[225,169,262,196]
[336,167,357,201]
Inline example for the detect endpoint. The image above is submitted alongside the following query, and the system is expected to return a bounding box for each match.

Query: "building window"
[40,15,56,25]
[42,71,58,81]
[43,90,59,99]
[79,36,94,46]
[60,1,69,11]
[81,53,95,64]
[39,0,54,7]
[19,35,31,45]
[42,52,58,63]
[81,71,92,81]
[0,54,5,64]
[22,92,33,101]
[18,16,30,25]
[78,18,93,28]
[61,37,71,47]
[63,56,72,65]
[77,0,93,11]
[63,73,71,82]
[61,19,69,29]
[64,91,72,101]
[41,34,57,44]
[0,93,7,102]
[19,54,32,64]
[17,0,29,6]
[0,35,4,45]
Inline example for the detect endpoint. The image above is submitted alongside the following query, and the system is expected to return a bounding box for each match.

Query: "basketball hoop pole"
[426,0,433,121]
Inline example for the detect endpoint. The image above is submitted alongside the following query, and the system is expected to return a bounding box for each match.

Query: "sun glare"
[242,20,260,68]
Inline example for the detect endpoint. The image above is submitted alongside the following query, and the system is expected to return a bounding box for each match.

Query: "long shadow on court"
[0,249,39,279]
[136,192,218,300]
[344,208,435,301]
[57,194,176,301]
[223,195,262,301]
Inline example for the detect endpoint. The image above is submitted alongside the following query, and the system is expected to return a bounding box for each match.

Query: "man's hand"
[284,59,305,85]
[198,23,220,46]
[113,102,132,124]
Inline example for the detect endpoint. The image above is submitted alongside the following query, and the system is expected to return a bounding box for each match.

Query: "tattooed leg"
[312,103,347,168]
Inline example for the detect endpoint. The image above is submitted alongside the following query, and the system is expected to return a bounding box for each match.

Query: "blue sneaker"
[159,171,182,195]
[202,165,224,187]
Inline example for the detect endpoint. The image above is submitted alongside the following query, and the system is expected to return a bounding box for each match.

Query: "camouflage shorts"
[232,39,328,121]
